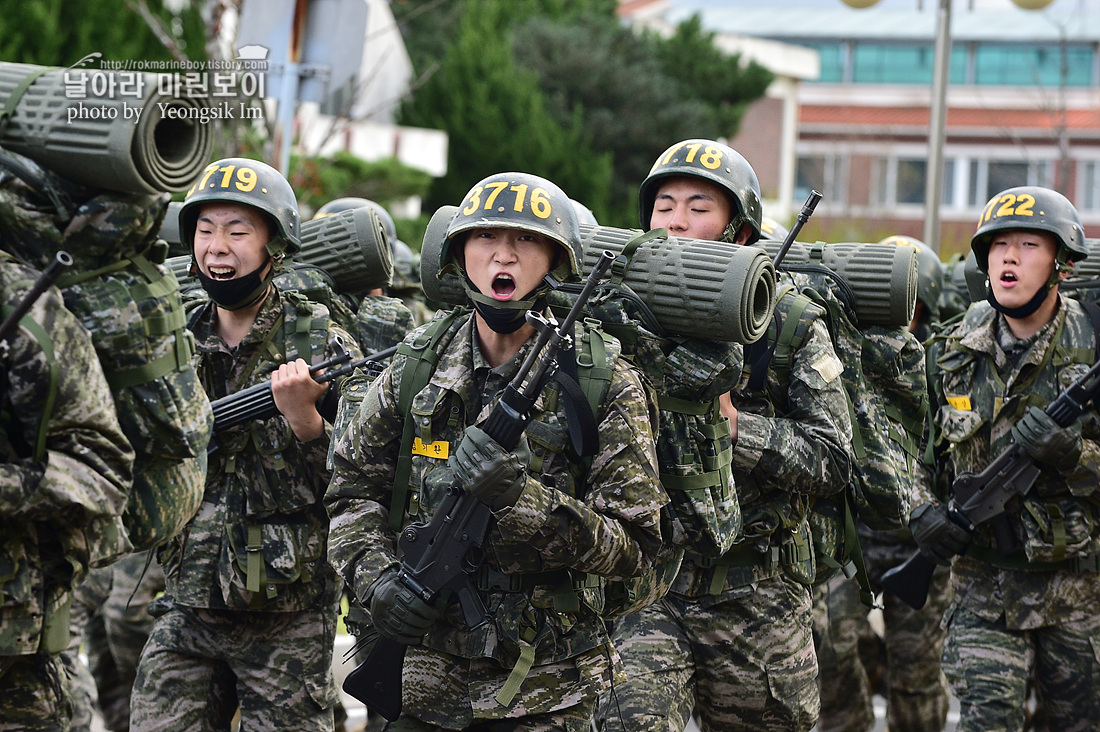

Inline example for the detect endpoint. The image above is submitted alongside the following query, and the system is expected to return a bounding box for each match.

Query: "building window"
[967,159,1052,206]
[1081,161,1100,213]
[797,155,844,206]
[871,156,955,208]
[974,44,1094,87]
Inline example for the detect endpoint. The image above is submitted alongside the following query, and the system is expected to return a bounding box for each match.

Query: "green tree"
[399,0,612,214]
[0,0,206,66]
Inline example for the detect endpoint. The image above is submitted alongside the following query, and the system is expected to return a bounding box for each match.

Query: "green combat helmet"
[639,138,762,244]
[181,157,301,258]
[970,186,1086,317]
[760,216,789,242]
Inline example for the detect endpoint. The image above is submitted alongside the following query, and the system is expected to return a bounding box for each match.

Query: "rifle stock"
[343,251,618,720]
[882,354,1100,610]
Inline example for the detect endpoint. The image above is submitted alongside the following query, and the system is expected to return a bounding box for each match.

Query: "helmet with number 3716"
[441,172,581,278]
[180,157,301,258]
[970,186,1086,272]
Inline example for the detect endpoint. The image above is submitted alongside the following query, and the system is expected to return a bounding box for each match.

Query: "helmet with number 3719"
[180,157,301,258]
[970,186,1086,272]
[441,172,581,278]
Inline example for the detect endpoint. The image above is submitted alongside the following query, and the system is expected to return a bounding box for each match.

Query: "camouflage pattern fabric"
[0,652,75,731]
[73,550,165,731]
[600,575,819,732]
[131,604,337,730]
[0,161,213,552]
[0,258,134,729]
[601,287,853,732]
[813,531,951,732]
[326,313,667,728]
[275,263,360,335]
[930,296,1100,731]
[352,293,414,355]
[132,286,359,730]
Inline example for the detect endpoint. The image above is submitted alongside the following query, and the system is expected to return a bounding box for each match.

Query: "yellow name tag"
[947,395,972,411]
[412,438,449,459]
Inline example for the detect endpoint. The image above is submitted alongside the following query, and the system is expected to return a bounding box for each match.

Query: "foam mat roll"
[0,62,213,193]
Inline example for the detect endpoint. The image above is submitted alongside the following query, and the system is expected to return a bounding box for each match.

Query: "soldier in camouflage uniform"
[326,172,668,731]
[130,158,362,731]
[600,140,853,732]
[916,186,1100,731]
[813,235,951,732]
[0,254,134,732]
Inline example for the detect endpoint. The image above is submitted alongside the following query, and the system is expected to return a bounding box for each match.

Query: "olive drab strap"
[0,277,59,462]
[389,308,469,531]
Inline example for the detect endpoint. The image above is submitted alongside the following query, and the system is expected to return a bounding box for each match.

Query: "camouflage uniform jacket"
[353,293,414,355]
[673,278,854,599]
[931,296,1100,629]
[326,314,667,671]
[160,286,360,613]
[0,260,134,655]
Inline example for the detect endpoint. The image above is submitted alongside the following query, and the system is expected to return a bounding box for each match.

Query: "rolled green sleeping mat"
[419,205,777,344]
[757,240,917,328]
[1067,239,1100,279]
[167,206,393,296]
[0,62,214,193]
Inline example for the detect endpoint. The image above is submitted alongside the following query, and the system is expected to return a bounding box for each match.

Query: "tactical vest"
[191,289,333,605]
[744,272,927,605]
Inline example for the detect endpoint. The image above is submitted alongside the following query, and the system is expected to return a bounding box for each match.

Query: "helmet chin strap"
[987,254,1065,319]
[461,273,549,334]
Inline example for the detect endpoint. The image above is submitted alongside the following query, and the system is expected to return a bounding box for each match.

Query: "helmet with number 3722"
[970,186,1086,273]
[441,172,581,278]
[639,138,762,244]
[180,157,301,258]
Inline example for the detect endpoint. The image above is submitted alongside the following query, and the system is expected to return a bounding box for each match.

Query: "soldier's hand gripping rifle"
[342,250,618,721]
[207,340,398,445]
[881,357,1100,610]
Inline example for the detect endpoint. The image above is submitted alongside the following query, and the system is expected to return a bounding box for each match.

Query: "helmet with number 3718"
[441,172,581,278]
[970,186,1086,272]
[180,157,301,258]
[639,138,762,244]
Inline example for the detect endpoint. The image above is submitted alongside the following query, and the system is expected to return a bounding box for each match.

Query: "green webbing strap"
[609,228,667,286]
[0,66,51,138]
[578,323,612,417]
[496,625,538,707]
[965,544,1100,573]
[236,312,286,390]
[246,523,264,594]
[389,309,467,531]
[773,293,811,374]
[657,394,709,415]
[19,315,58,462]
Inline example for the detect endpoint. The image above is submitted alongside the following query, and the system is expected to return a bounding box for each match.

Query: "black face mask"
[987,282,1050,320]
[461,272,549,334]
[195,260,273,311]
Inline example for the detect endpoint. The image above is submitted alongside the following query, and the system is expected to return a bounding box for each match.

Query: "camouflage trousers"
[73,550,164,732]
[130,602,339,731]
[813,541,951,732]
[597,574,819,732]
[0,652,73,731]
[942,604,1100,732]
[392,642,616,730]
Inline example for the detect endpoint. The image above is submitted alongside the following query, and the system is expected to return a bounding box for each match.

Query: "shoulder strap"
[389,308,469,531]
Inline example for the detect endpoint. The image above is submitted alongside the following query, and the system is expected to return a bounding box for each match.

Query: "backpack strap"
[389,308,469,531]
[0,279,59,463]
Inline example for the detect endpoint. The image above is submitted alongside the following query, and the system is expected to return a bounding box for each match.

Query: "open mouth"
[208,265,236,281]
[491,274,516,300]
[1000,271,1018,284]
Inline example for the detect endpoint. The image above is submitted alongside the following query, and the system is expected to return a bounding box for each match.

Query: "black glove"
[1011,405,1082,473]
[369,569,441,645]
[449,425,532,510]
[910,501,969,566]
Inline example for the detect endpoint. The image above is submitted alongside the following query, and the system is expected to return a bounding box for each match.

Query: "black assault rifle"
[342,249,618,721]
[0,251,73,347]
[880,356,1100,610]
[208,341,398,440]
